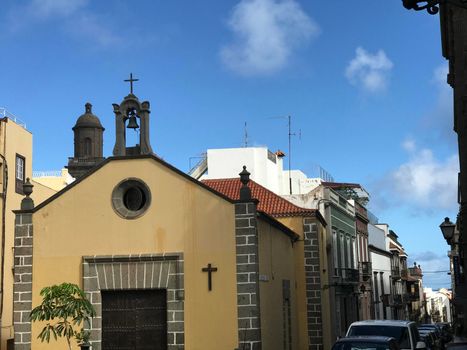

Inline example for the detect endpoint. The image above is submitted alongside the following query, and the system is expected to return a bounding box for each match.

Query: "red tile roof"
[202,178,317,218]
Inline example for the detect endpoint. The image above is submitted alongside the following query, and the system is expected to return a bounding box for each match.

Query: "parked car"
[346,320,426,350]
[332,336,400,350]
[419,325,443,349]
[436,323,454,345]
[418,330,439,350]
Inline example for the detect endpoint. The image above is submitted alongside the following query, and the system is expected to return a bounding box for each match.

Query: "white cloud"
[402,138,416,153]
[220,0,319,76]
[68,14,122,47]
[388,144,458,211]
[6,0,122,48]
[27,0,88,19]
[432,63,449,87]
[345,47,393,93]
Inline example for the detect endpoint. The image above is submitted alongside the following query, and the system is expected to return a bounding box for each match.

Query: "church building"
[12,89,314,350]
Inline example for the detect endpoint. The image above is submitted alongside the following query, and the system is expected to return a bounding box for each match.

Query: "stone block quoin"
[235,201,262,350]
[13,212,34,350]
[303,219,323,350]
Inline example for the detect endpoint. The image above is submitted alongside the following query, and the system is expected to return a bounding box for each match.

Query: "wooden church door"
[102,289,168,350]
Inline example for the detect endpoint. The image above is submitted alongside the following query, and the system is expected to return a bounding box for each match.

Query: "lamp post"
[440,216,464,337]
[441,217,456,245]
[402,0,467,14]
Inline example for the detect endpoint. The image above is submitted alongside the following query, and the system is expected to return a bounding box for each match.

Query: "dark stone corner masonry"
[235,201,262,350]
[304,219,323,350]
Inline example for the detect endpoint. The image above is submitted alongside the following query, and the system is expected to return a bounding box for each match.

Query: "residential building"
[425,288,452,323]
[368,223,392,320]
[386,230,409,320]
[353,201,372,321]
[407,263,426,322]
[0,110,56,349]
[316,183,371,322]
[198,146,321,196]
[33,168,73,191]
[300,185,359,338]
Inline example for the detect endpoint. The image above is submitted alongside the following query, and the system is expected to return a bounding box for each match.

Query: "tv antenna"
[244,122,248,147]
[269,115,301,194]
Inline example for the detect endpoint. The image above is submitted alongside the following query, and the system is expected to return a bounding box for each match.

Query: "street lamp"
[402,0,467,14]
[440,217,456,245]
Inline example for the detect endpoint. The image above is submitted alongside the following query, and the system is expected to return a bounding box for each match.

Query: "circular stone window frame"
[111,178,151,219]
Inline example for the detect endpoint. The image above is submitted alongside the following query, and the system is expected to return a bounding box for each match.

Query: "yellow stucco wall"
[33,168,71,192]
[258,219,298,350]
[277,216,332,350]
[31,158,239,350]
[0,119,56,349]
[277,217,309,350]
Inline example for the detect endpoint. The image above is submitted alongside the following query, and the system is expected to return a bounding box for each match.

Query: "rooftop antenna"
[269,115,301,195]
[287,115,301,195]
[244,122,248,147]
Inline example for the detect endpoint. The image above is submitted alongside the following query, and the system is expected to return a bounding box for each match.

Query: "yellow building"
[32,168,73,192]
[12,93,304,350]
[0,111,56,349]
[203,179,331,350]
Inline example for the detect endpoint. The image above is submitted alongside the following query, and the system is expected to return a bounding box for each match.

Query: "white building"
[368,223,392,319]
[33,168,74,191]
[425,288,452,323]
[197,146,322,195]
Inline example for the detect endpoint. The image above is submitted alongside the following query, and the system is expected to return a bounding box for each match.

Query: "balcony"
[402,293,409,304]
[361,261,372,281]
[408,293,420,302]
[335,268,359,283]
[391,267,401,279]
[393,294,403,306]
[401,269,408,280]
[408,267,423,278]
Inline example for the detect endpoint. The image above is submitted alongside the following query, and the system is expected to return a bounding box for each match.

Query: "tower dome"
[67,102,105,179]
[73,103,104,130]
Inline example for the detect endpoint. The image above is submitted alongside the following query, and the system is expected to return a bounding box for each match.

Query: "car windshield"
[332,341,392,350]
[348,326,410,348]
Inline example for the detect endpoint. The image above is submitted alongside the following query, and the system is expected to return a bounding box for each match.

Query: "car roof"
[337,336,397,343]
[349,320,415,327]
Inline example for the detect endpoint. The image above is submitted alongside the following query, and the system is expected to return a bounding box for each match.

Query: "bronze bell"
[127,115,139,129]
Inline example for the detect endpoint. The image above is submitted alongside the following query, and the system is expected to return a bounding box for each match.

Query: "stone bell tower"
[67,102,105,179]
[112,73,153,156]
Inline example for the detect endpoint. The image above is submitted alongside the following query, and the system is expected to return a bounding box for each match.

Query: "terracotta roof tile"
[202,178,316,217]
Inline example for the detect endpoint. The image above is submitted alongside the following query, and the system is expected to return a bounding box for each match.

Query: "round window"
[112,178,151,219]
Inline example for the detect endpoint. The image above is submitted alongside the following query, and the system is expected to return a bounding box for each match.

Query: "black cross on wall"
[202,263,218,291]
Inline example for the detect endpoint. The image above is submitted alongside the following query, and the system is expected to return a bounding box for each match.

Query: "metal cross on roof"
[124,73,139,94]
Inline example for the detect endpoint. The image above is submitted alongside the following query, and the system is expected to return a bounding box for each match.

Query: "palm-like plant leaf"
[30,283,95,350]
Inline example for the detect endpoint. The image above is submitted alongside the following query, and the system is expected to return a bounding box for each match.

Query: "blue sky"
[1,0,456,288]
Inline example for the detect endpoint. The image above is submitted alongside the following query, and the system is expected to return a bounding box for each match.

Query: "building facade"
[12,94,317,350]
[0,112,56,349]
[203,178,331,350]
[368,223,392,320]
